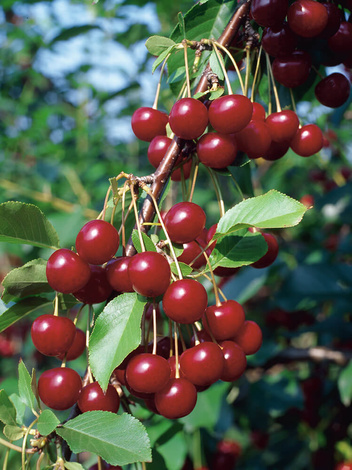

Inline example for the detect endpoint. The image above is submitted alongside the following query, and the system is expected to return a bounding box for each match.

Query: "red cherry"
[106,256,134,293]
[77,382,120,413]
[31,314,76,357]
[233,321,263,355]
[179,342,224,386]
[262,140,290,161]
[57,328,86,361]
[164,202,206,244]
[74,265,113,304]
[171,158,193,181]
[196,132,238,168]
[38,367,82,410]
[315,73,351,108]
[169,98,208,140]
[328,21,352,54]
[168,356,185,378]
[262,22,298,57]
[128,251,171,297]
[220,341,247,382]
[252,232,279,268]
[272,50,312,88]
[46,248,90,294]
[235,120,272,159]
[177,239,207,269]
[265,110,300,142]
[319,3,341,39]
[290,124,323,157]
[162,279,208,324]
[154,378,197,419]
[287,0,328,38]
[208,95,253,134]
[76,220,119,265]
[251,102,266,121]
[251,0,289,28]
[125,352,171,394]
[202,300,245,341]
[131,107,168,142]
[336,463,352,470]
[147,136,173,168]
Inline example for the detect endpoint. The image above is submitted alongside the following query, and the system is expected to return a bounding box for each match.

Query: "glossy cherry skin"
[46,248,90,294]
[131,107,168,142]
[31,314,76,357]
[125,352,171,394]
[328,21,352,54]
[177,239,207,269]
[106,256,134,293]
[219,341,247,382]
[290,124,323,157]
[262,140,290,161]
[272,50,312,88]
[233,321,263,355]
[180,342,224,386]
[154,378,197,419]
[262,23,298,58]
[169,98,208,140]
[252,232,279,268]
[147,136,173,168]
[128,251,171,298]
[287,0,328,38]
[76,220,119,265]
[266,110,300,142]
[202,300,245,341]
[319,3,341,39]
[164,202,206,244]
[38,367,82,410]
[196,132,237,168]
[57,328,86,361]
[315,73,351,108]
[251,102,266,121]
[74,265,113,304]
[171,158,193,182]
[77,382,120,413]
[235,120,272,159]
[208,95,253,134]
[162,279,208,324]
[250,0,288,28]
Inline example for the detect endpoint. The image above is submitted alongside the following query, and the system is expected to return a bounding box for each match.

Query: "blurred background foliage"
[0,0,352,469]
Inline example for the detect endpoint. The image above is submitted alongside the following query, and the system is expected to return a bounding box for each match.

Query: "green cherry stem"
[183,40,192,98]
[205,167,225,217]
[250,45,263,102]
[213,41,245,95]
[265,52,282,112]
[212,41,233,95]
[153,52,172,110]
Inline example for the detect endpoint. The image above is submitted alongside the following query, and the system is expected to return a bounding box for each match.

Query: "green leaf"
[215,190,307,238]
[170,262,193,277]
[171,243,184,257]
[0,297,51,333]
[18,360,36,411]
[152,45,175,73]
[37,410,60,436]
[178,12,186,40]
[145,35,176,56]
[209,50,224,80]
[0,202,60,250]
[49,25,101,45]
[131,230,157,253]
[1,258,51,302]
[3,424,24,441]
[64,463,85,470]
[0,390,17,425]
[56,412,151,466]
[9,394,26,425]
[89,293,147,391]
[338,361,352,406]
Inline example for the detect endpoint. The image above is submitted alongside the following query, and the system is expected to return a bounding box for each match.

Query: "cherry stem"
[212,42,233,95]
[229,172,245,201]
[205,167,225,217]
[97,456,103,470]
[201,244,222,307]
[0,437,35,455]
[22,418,38,470]
[53,293,59,317]
[192,324,199,345]
[168,318,174,356]
[183,40,192,98]
[187,158,199,203]
[289,88,297,115]
[200,271,227,302]
[177,324,187,353]
[265,52,281,112]
[244,46,251,97]
[250,45,263,102]
[174,322,180,379]
[213,41,245,95]
[153,52,172,110]
[152,301,158,355]
[100,184,112,221]
[120,181,130,255]
[35,451,44,470]
[130,183,146,252]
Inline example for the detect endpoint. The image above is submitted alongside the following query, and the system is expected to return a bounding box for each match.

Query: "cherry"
[179,342,224,386]
[251,102,266,121]
[77,382,120,413]
[336,463,352,470]
[76,220,119,265]
[171,158,193,181]
[128,251,171,297]
[235,120,272,159]
[106,256,134,293]
[190,329,212,347]
[131,107,168,142]
[147,135,173,168]
[315,72,351,108]
[125,352,171,394]
[233,320,263,355]
[319,3,341,39]
[168,98,208,140]
[202,300,245,341]
[74,265,113,304]
[272,50,312,88]
[220,341,247,382]
[162,279,208,324]
[290,124,323,157]
[164,202,206,244]
[57,327,86,361]
[212,440,241,470]
[328,21,352,54]
[265,110,300,142]
[46,248,90,294]
[196,132,238,168]
[168,355,185,378]
[252,232,279,269]
[287,0,328,38]
[250,0,288,28]
[31,314,76,357]
[177,239,207,269]
[262,140,290,161]
[262,23,298,58]
[154,377,197,419]
[38,367,82,410]
[208,94,253,134]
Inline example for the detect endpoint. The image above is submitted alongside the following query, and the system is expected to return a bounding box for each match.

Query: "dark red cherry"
[328,21,352,54]
[262,23,298,58]
[31,314,76,357]
[177,239,207,270]
[315,73,351,108]
[262,140,290,161]
[235,120,272,159]
[196,132,238,168]
[154,378,197,419]
[251,102,266,121]
[57,328,86,361]
[272,50,312,88]
[220,341,247,382]
[76,220,119,265]
[131,107,168,142]
[168,355,185,378]
[46,248,90,294]
[106,256,134,293]
[179,342,224,386]
[265,110,300,142]
[202,300,246,341]
[171,158,193,181]
[252,232,279,268]
[319,3,341,39]
[164,202,206,244]
[169,98,208,140]
[287,0,328,38]
[208,95,253,134]
[128,251,171,297]
[162,279,208,324]
[251,0,288,28]
[290,124,323,157]
[74,265,113,304]
[147,136,173,168]
[77,382,120,413]
[125,352,171,394]
[38,367,82,410]
[233,321,263,355]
